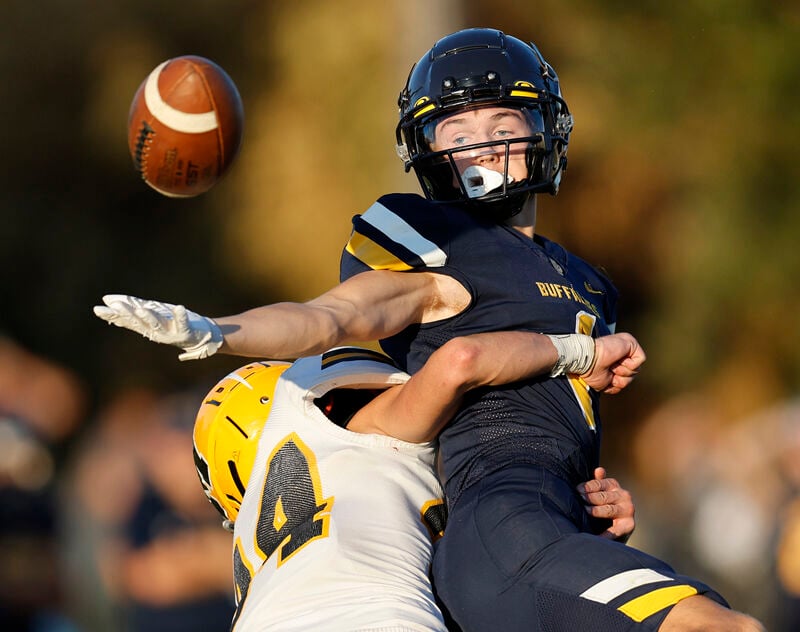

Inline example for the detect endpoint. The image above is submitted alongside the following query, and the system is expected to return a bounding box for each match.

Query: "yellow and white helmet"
[192,360,290,527]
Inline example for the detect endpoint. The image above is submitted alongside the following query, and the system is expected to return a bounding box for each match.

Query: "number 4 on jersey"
[254,433,334,566]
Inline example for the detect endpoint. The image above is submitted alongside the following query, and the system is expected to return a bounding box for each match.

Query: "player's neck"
[506,195,537,239]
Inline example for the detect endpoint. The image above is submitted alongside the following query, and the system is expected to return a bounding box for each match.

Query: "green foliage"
[472,0,800,398]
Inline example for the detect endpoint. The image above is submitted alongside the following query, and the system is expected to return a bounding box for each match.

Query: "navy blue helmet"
[396,28,573,218]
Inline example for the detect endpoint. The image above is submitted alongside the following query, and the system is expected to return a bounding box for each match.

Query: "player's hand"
[577,467,635,543]
[93,294,223,361]
[581,332,645,394]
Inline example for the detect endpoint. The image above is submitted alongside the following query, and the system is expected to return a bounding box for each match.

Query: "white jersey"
[232,348,447,632]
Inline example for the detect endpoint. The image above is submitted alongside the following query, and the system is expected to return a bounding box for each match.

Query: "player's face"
[430,106,533,185]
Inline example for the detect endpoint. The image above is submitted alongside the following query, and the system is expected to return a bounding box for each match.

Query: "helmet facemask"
[407,105,552,217]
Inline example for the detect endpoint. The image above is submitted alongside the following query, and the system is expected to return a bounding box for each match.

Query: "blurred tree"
[0,0,268,404]
[464,0,800,414]
[0,0,796,447]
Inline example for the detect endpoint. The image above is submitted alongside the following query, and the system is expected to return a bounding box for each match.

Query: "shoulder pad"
[287,348,409,398]
[342,194,450,273]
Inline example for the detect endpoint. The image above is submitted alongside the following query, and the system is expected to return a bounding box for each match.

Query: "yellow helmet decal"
[510,80,540,99]
[412,96,437,119]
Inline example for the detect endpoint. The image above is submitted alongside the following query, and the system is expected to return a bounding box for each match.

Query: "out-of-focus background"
[1,1,798,630]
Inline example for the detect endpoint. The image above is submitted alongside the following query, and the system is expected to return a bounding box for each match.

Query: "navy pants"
[433,466,727,632]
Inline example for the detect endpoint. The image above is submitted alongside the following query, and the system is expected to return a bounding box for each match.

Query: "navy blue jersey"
[340,193,619,505]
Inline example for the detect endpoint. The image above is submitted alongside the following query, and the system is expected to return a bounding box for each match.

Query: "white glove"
[93,294,223,361]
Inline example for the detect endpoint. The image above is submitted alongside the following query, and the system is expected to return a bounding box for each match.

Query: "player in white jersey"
[230,350,443,631]
[193,332,642,631]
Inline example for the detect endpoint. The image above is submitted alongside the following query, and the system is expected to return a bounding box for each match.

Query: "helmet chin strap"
[460,191,529,222]
[461,165,513,199]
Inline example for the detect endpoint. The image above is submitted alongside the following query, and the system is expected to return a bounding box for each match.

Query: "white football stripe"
[580,569,674,604]
[360,201,447,267]
[144,60,219,134]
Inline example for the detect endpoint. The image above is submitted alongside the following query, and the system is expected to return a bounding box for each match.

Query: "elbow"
[437,337,485,390]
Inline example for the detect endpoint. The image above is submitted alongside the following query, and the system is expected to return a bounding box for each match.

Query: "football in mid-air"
[127,55,244,198]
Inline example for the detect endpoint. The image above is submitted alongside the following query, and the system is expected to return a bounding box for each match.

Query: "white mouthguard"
[461,165,513,198]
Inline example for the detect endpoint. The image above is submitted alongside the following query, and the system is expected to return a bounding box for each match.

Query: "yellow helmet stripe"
[509,88,539,98]
[510,80,540,98]
[413,103,437,118]
[411,96,436,118]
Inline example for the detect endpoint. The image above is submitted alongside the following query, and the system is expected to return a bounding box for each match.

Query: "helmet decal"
[412,96,437,119]
[509,81,539,98]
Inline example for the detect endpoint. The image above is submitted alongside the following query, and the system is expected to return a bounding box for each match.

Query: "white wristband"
[546,334,596,377]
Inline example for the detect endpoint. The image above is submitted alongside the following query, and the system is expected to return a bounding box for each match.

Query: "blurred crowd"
[0,336,233,632]
[632,393,800,630]
[1,334,798,631]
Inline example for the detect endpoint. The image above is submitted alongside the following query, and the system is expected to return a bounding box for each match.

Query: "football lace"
[133,121,155,176]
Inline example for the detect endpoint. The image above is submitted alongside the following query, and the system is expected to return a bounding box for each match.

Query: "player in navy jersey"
[95,28,763,631]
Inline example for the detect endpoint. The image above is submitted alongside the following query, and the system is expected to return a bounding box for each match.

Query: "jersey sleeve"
[340,193,451,282]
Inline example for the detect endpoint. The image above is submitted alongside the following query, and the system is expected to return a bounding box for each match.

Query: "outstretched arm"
[349,331,645,442]
[213,269,461,358]
[94,269,467,361]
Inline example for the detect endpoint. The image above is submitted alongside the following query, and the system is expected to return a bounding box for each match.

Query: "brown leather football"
[127,55,244,197]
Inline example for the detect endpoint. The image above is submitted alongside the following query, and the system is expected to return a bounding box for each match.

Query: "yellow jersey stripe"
[568,376,596,430]
[569,312,597,430]
[345,232,413,271]
[618,585,698,622]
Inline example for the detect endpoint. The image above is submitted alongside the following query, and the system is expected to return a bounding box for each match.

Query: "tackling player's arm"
[346,332,643,544]
[348,331,645,443]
